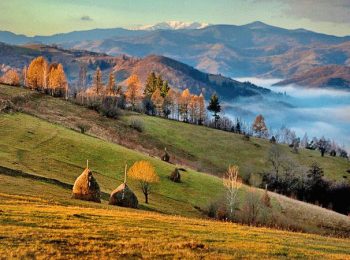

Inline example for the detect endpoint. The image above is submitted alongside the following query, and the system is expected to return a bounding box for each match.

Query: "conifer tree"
[207,94,221,128]
[197,93,206,125]
[144,72,157,96]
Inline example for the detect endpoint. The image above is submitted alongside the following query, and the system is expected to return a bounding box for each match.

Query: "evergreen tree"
[160,80,170,98]
[207,94,221,128]
[144,72,157,96]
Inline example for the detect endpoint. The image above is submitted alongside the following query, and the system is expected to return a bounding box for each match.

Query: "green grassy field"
[1,84,348,182]
[1,84,350,257]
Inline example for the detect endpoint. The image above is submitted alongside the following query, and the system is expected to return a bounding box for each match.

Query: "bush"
[129,119,144,132]
[100,96,121,119]
[77,123,90,134]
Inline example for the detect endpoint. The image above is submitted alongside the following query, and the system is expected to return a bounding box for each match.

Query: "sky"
[1,0,350,36]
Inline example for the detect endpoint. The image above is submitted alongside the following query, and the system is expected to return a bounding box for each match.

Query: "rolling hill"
[1,84,350,257]
[274,65,350,91]
[0,42,270,100]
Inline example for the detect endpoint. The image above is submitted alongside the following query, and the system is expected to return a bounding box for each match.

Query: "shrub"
[77,123,90,134]
[129,119,144,132]
[100,96,121,119]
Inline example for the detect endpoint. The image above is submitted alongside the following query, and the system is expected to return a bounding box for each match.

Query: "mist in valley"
[225,77,350,151]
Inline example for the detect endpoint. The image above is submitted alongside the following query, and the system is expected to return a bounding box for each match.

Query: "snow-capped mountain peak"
[137,21,209,31]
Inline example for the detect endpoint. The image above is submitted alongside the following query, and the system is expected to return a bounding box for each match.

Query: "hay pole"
[86,159,89,169]
[124,164,128,184]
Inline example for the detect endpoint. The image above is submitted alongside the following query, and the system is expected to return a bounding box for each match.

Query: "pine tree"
[207,94,221,128]
[160,80,170,98]
[144,72,157,96]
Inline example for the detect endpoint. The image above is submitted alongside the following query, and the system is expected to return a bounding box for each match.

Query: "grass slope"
[1,111,350,237]
[1,84,349,182]
[1,193,350,259]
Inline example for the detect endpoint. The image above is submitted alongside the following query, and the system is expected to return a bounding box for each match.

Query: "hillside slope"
[1,111,350,237]
[0,43,269,100]
[1,193,350,259]
[274,65,350,90]
[1,84,348,182]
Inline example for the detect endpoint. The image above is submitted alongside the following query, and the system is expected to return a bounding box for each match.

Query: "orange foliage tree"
[27,56,49,90]
[128,160,159,203]
[48,63,68,97]
[252,114,268,137]
[1,69,20,86]
[197,93,206,125]
[125,74,142,110]
[93,67,103,95]
[179,88,191,122]
[151,88,164,116]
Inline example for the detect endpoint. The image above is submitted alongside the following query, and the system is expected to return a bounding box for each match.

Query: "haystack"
[169,168,181,183]
[109,183,138,208]
[72,167,101,203]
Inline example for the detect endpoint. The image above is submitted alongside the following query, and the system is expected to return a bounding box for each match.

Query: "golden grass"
[1,193,350,259]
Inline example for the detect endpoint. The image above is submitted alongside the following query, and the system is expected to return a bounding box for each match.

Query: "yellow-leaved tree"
[151,88,164,116]
[27,56,48,90]
[179,88,191,122]
[125,74,142,110]
[223,165,242,219]
[128,160,159,203]
[48,63,68,97]
[1,69,20,86]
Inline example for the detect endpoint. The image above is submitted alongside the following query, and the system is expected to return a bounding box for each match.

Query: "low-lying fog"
[226,77,350,151]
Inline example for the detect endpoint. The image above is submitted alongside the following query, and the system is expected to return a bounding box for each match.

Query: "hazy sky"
[1,0,350,36]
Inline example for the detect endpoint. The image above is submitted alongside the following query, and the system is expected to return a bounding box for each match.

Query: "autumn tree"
[252,114,268,138]
[223,165,242,219]
[107,70,116,96]
[48,63,68,97]
[179,88,191,122]
[128,160,159,203]
[188,95,199,123]
[151,88,164,116]
[27,56,48,90]
[126,74,143,110]
[160,80,170,98]
[93,67,103,95]
[207,94,221,128]
[1,69,20,86]
[165,88,178,119]
[197,93,206,125]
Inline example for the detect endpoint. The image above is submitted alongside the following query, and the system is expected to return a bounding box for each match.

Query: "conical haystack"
[161,147,170,162]
[109,183,138,208]
[72,167,101,203]
[169,168,181,183]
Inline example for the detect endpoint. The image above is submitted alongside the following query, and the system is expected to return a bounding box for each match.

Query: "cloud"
[258,0,350,24]
[80,15,93,22]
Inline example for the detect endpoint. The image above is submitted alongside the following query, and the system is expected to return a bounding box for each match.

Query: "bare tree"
[223,165,242,219]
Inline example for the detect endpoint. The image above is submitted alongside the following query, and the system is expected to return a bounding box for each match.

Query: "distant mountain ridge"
[274,65,350,91]
[0,42,270,100]
[1,21,349,78]
[136,21,209,30]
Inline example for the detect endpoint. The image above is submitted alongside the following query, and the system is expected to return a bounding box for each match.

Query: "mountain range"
[275,65,350,90]
[1,21,350,79]
[0,42,270,100]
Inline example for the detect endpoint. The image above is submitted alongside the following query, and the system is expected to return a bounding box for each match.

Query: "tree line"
[0,56,68,98]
